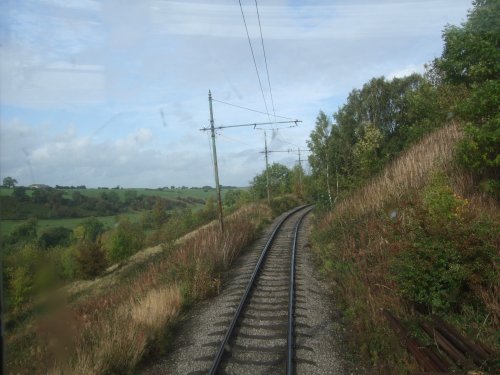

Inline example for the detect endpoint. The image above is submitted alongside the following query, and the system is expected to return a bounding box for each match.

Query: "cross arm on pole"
[200,120,301,131]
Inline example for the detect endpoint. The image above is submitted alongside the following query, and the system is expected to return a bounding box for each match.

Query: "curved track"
[208,205,313,375]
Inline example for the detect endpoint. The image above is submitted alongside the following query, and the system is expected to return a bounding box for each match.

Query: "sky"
[0,0,472,188]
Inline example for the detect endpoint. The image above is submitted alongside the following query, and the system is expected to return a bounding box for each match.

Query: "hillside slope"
[311,122,499,373]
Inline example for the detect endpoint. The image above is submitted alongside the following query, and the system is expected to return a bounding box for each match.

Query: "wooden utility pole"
[201,91,302,217]
[264,131,270,205]
[297,148,303,197]
[208,90,224,232]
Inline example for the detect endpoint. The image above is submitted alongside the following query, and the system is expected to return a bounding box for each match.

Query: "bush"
[38,226,73,249]
[105,218,144,263]
[75,241,108,279]
[391,173,499,313]
[269,194,301,216]
[9,266,32,309]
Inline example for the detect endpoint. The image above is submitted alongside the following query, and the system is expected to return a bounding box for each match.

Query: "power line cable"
[238,0,270,122]
[211,98,295,121]
[216,131,257,148]
[254,0,276,120]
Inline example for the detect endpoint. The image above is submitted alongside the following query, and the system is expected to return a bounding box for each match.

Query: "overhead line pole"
[201,92,302,214]
[295,148,310,197]
[208,90,224,232]
[259,148,289,204]
[264,131,270,205]
[261,147,310,198]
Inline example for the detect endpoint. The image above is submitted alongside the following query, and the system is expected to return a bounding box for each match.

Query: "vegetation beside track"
[311,124,499,372]
[305,2,499,372]
[5,203,273,374]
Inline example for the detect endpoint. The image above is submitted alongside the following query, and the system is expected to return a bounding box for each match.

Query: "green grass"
[0,187,242,235]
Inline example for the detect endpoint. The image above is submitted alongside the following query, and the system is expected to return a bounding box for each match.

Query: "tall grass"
[312,122,499,373]
[324,122,463,224]
[6,203,271,374]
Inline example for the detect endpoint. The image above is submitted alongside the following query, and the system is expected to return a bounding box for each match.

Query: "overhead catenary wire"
[238,0,271,122]
[216,131,258,148]
[211,98,295,121]
[254,0,276,120]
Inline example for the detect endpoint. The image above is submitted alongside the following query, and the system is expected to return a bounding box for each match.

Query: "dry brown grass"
[7,203,272,375]
[312,122,500,373]
[326,122,463,224]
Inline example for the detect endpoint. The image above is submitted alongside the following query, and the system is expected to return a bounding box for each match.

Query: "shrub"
[10,266,32,309]
[75,241,108,279]
[269,194,301,216]
[74,217,104,243]
[105,218,144,263]
[38,226,73,249]
[392,173,499,313]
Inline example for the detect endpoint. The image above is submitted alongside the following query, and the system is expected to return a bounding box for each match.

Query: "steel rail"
[208,205,311,375]
[287,206,312,375]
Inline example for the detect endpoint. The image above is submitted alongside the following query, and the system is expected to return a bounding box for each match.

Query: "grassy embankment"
[5,203,272,374]
[311,123,499,373]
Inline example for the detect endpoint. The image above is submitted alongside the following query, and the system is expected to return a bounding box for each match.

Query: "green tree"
[5,218,38,250]
[105,217,144,263]
[38,227,73,250]
[13,187,29,201]
[251,163,292,200]
[307,111,334,208]
[151,197,168,227]
[352,123,383,179]
[2,176,18,188]
[433,0,500,191]
[291,164,306,198]
[73,217,104,243]
[75,240,108,279]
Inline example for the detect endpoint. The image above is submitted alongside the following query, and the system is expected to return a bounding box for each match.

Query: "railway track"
[207,205,313,375]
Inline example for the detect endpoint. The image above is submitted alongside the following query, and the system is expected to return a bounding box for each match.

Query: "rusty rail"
[383,310,497,374]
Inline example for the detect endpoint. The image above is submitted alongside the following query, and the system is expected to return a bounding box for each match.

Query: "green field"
[0,187,240,236]
[0,212,144,237]
[0,187,226,200]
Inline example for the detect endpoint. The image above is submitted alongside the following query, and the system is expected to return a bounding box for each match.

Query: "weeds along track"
[142,205,348,375]
[206,205,313,375]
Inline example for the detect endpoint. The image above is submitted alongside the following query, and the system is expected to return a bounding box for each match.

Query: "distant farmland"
[0,186,239,235]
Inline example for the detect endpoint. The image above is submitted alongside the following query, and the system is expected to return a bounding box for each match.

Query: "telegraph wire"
[238,0,271,122]
[254,0,276,120]
[212,98,295,121]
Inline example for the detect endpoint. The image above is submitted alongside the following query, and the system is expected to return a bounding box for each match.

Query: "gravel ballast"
[141,211,354,374]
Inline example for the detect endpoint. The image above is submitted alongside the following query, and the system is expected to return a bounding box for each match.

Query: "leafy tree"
[291,164,306,198]
[433,0,500,190]
[123,189,138,204]
[32,188,49,204]
[151,197,168,227]
[105,217,144,263]
[73,217,104,243]
[251,163,292,200]
[197,197,218,222]
[307,112,334,208]
[13,187,29,201]
[224,189,244,207]
[5,218,38,250]
[352,123,383,179]
[38,227,73,250]
[2,176,18,188]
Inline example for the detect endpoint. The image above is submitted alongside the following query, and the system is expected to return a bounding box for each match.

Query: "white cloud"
[387,63,426,80]
[0,0,473,187]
